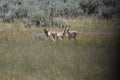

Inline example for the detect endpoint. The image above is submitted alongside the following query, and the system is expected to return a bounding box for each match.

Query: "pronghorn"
[66,26,77,41]
[55,26,67,40]
[44,28,57,41]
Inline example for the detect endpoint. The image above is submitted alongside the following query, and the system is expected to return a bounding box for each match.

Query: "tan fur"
[44,28,57,41]
[66,26,77,41]
[55,26,67,40]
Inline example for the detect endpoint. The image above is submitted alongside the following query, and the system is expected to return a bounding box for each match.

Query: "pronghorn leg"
[74,34,77,41]
[51,36,56,41]
[58,37,63,40]
[46,36,50,40]
[60,38,63,40]
[53,38,56,41]
[51,35,56,41]
[74,37,77,41]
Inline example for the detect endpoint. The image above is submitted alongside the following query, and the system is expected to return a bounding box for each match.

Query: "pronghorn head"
[66,25,71,32]
[44,27,47,32]
[44,27,48,37]
[63,25,68,33]
[61,25,67,37]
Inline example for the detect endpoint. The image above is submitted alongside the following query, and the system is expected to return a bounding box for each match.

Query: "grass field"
[0,17,119,80]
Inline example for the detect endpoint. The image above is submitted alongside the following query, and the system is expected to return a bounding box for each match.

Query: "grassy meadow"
[0,17,119,80]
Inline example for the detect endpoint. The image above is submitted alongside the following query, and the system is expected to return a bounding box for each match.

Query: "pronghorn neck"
[62,26,67,36]
[67,27,70,35]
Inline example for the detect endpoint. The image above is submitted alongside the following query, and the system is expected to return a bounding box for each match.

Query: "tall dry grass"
[0,17,119,80]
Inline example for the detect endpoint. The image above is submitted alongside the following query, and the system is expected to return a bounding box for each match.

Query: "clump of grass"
[0,37,117,80]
